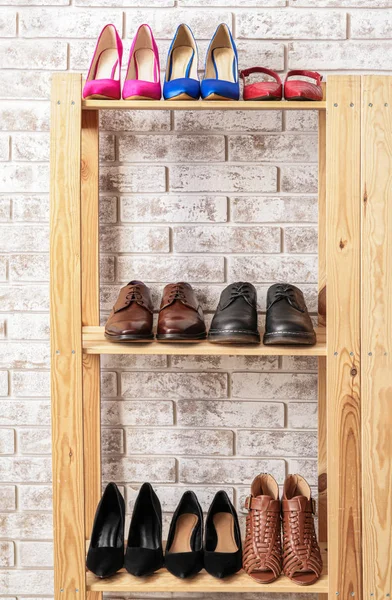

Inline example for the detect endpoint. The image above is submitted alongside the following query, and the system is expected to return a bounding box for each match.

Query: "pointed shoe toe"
[86,547,124,579]
[204,550,242,579]
[165,550,204,579]
[125,547,163,577]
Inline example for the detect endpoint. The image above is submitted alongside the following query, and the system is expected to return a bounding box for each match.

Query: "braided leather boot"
[282,474,323,585]
[243,474,282,583]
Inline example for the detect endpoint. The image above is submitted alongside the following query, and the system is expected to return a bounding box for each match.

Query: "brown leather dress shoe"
[156,282,207,342]
[243,474,282,583]
[105,280,154,342]
[282,474,322,586]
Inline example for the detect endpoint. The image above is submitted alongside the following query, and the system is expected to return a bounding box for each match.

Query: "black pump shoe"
[86,482,125,578]
[165,491,204,579]
[125,482,164,577]
[208,282,260,344]
[204,490,242,578]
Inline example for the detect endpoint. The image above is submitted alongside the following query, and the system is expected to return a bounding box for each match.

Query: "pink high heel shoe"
[83,24,123,100]
[123,24,161,100]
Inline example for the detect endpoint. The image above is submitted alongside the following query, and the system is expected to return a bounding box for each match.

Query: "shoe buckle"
[312,498,317,514]
[244,495,252,510]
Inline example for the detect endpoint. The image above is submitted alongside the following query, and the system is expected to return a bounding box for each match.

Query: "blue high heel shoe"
[163,24,200,101]
[201,23,239,101]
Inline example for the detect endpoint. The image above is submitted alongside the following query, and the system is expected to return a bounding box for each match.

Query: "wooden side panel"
[361,76,392,597]
[326,76,362,599]
[50,74,86,599]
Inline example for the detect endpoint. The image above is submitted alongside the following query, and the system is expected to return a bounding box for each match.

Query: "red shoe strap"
[240,67,282,86]
[285,70,323,86]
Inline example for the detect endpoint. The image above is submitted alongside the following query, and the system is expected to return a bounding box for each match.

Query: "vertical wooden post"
[326,75,362,599]
[81,109,102,600]
[50,74,86,600]
[361,75,392,598]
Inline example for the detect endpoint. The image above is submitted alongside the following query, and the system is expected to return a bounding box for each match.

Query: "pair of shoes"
[83,24,161,101]
[104,281,206,342]
[241,67,323,102]
[209,282,316,346]
[243,474,322,586]
[87,482,163,578]
[167,489,241,579]
[164,23,239,101]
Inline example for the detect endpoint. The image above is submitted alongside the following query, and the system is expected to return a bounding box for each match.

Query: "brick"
[101,353,167,369]
[13,132,49,161]
[121,195,227,223]
[228,134,317,163]
[229,255,318,283]
[0,285,49,313]
[289,41,392,71]
[0,341,49,368]
[232,195,318,223]
[0,542,14,567]
[20,8,122,37]
[126,429,233,456]
[0,486,16,510]
[181,0,285,4]
[12,195,49,221]
[0,164,49,193]
[1,228,48,255]
[180,458,286,484]
[100,225,169,253]
[102,428,124,454]
[121,372,227,399]
[12,371,50,397]
[0,40,67,70]
[237,9,346,39]
[290,0,392,5]
[0,197,11,220]
[0,570,53,595]
[126,9,232,38]
[285,226,318,253]
[173,225,281,253]
[100,196,117,224]
[0,134,9,160]
[177,400,284,429]
[285,110,318,132]
[19,485,52,511]
[236,41,285,71]
[100,255,115,283]
[232,372,318,400]
[100,165,166,193]
[351,10,392,38]
[103,457,176,483]
[0,429,14,454]
[117,255,225,283]
[119,134,225,163]
[100,110,170,132]
[0,9,16,35]
[175,109,282,132]
[1,0,69,3]
[237,430,317,457]
[288,402,318,429]
[288,459,317,486]
[0,255,7,281]
[0,401,50,426]
[9,253,49,282]
[20,541,53,567]
[282,355,318,371]
[19,428,51,454]
[0,101,50,131]
[170,165,277,193]
[101,371,117,397]
[102,400,173,426]
[127,485,233,513]
[171,354,279,371]
[0,456,52,482]
[100,132,116,162]
[78,0,173,4]
[281,165,318,193]
[0,318,5,339]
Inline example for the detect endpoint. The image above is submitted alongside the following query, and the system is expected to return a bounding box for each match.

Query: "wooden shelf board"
[82,99,326,111]
[82,326,326,356]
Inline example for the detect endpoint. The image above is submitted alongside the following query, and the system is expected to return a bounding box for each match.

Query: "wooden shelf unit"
[50,74,392,600]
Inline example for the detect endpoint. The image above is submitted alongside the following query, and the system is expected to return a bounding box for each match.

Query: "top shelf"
[82,99,326,111]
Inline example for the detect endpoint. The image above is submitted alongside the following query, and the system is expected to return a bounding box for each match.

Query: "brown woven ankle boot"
[242,474,282,583]
[282,474,323,586]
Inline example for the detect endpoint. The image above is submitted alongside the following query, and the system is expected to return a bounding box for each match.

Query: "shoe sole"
[83,94,119,100]
[244,96,282,102]
[203,93,232,101]
[208,331,260,344]
[263,332,316,346]
[104,333,154,342]
[156,332,207,342]
[285,96,320,102]
[165,93,198,101]
[122,95,156,100]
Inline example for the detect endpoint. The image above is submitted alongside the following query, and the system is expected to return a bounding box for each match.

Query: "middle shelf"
[82,326,326,356]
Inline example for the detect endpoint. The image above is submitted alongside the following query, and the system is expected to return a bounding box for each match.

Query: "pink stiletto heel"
[123,24,161,101]
[83,24,123,100]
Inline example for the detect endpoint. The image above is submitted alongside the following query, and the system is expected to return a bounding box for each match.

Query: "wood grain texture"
[326,75,362,600]
[318,104,327,326]
[80,109,102,600]
[82,99,326,111]
[82,326,326,356]
[50,74,86,600]
[361,75,392,598]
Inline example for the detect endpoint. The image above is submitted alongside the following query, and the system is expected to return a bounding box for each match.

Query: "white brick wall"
[0,1,388,597]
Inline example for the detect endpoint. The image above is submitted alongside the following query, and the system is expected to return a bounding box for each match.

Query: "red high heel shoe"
[240,67,282,101]
[284,70,323,101]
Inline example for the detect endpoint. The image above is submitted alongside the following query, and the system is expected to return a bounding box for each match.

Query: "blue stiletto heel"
[163,24,200,101]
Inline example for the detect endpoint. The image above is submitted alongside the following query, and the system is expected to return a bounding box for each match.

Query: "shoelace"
[267,285,304,313]
[125,285,143,302]
[229,283,253,304]
[168,284,187,303]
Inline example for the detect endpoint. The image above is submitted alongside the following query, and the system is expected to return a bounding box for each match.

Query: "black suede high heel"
[124,482,164,576]
[165,490,203,579]
[86,482,125,578]
[204,490,242,578]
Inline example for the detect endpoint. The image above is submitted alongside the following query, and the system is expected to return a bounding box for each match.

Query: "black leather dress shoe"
[86,482,125,578]
[263,283,316,346]
[208,282,260,344]
[125,482,164,577]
